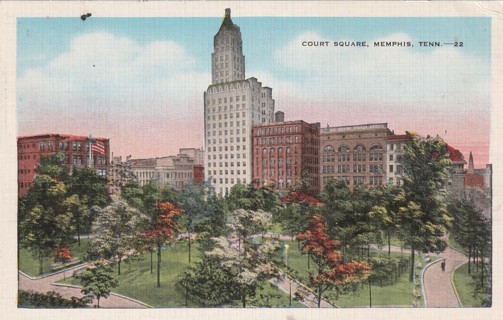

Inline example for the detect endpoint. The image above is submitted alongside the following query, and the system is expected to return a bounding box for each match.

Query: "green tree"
[19,174,74,274]
[88,199,147,275]
[449,196,491,304]
[66,167,110,244]
[399,134,451,281]
[75,260,118,308]
[226,182,280,212]
[178,257,239,307]
[178,183,222,263]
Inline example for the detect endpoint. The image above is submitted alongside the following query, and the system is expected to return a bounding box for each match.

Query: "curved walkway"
[423,246,467,307]
[18,264,148,308]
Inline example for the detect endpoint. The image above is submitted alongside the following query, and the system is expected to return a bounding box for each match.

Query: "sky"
[16,15,491,167]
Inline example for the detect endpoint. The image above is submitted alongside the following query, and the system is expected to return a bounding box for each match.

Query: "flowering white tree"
[88,199,147,275]
[229,208,272,258]
[206,236,278,307]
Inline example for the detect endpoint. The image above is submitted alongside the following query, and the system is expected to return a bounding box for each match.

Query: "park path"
[263,234,469,308]
[423,245,467,307]
[18,264,148,308]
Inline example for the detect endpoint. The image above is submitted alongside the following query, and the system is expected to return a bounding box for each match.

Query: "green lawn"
[447,233,467,255]
[60,240,300,307]
[276,240,415,307]
[452,262,484,307]
[19,238,90,276]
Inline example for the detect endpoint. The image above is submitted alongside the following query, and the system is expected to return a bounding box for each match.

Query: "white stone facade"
[386,136,408,185]
[128,154,195,190]
[204,9,274,195]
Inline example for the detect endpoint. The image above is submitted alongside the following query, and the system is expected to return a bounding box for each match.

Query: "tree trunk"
[409,247,415,282]
[307,252,310,270]
[468,246,472,274]
[157,244,162,288]
[369,279,372,307]
[150,250,153,274]
[188,232,192,263]
[38,252,43,274]
[97,296,100,308]
[387,229,391,255]
[289,280,292,307]
[77,222,81,247]
[481,249,485,287]
[317,285,322,308]
[476,250,479,272]
[242,291,246,308]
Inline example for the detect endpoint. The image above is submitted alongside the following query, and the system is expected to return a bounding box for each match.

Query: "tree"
[226,182,280,212]
[88,199,147,275]
[19,174,74,274]
[63,194,87,247]
[66,166,110,244]
[278,190,319,239]
[205,236,279,307]
[449,196,491,302]
[75,260,118,308]
[229,208,272,258]
[296,215,370,308]
[399,134,452,281]
[178,184,207,263]
[177,257,239,307]
[141,202,181,287]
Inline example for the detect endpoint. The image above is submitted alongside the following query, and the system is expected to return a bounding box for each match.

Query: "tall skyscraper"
[204,8,275,195]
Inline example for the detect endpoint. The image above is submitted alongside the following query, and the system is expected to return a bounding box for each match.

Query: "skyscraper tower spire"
[468,151,474,174]
[204,8,275,196]
[212,8,245,84]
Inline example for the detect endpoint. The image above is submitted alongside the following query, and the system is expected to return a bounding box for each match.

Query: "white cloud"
[274,31,490,109]
[17,31,209,122]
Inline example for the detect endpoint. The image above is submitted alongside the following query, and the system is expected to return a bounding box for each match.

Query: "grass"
[276,240,415,307]
[447,233,467,255]
[19,238,90,277]
[60,240,299,307]
[452,262,484,307]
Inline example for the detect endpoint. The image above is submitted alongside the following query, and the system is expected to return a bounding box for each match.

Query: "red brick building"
[17,133,110,197]
[252,120,320,194]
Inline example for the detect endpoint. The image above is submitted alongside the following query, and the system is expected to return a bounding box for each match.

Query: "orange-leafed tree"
[297,214,370,307]
[53,246,72,263]
[142,202,182,288]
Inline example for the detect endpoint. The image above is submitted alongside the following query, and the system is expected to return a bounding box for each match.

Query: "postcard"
[1,1,502,320]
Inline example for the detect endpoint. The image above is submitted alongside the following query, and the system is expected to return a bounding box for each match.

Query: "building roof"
[17,133,108,141]
[216,8,239,34]
[321,123,391,134]
[465,173,484,188]
[387,133,412,141]
[128,158,158,168]
[447,145,466,164]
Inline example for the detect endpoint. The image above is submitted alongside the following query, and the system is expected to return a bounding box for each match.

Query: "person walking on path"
[423,246,467,307]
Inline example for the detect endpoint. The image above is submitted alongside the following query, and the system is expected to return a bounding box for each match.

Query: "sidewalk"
[422,245,467,307]
[18,264,148,308]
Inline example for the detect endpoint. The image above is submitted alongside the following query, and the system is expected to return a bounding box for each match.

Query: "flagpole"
[88,135,94,168]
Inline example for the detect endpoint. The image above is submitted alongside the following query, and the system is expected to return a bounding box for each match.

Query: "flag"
[92,140,106,155]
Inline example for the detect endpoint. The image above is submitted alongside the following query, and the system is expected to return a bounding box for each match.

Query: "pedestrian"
[441,260,446,272]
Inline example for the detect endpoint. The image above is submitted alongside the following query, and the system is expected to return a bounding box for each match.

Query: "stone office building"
[204,8,275,196]
[319,123,390,190]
